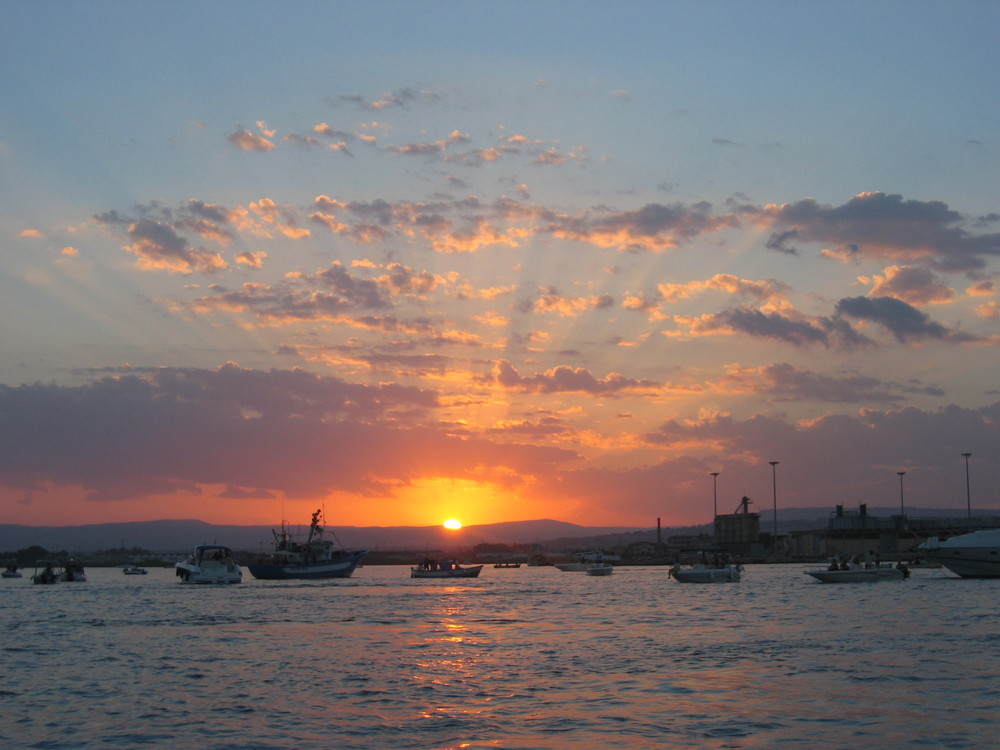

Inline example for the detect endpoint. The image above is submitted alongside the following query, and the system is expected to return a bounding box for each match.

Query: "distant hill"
[0,506,993,555]
[0,518,643,555]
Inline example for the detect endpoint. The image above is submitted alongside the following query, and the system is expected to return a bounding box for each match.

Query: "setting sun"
[443,519,463,530]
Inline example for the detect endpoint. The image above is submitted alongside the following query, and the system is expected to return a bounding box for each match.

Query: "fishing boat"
[921,529,1000,578]
[247,510,367,580]
[122,566,148,575]
[805,562,908,583]
[410,560,483,578]
[175,545,242,584]
[493,562,521,568]
[586,562,614,576]
[2,564,22,579]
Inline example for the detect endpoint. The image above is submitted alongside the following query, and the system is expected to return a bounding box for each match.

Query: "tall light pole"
[962,452,972,531]
[897,471,906,516]
[710,472,720,518]
[769,461,779,553]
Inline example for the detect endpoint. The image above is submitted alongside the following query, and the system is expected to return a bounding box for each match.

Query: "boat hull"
[923,530,1000,578]
[673,567,741,583]
[248,550,367,580]
[586,565,614,576]
[411,565,482,578]
[806,567,905,583]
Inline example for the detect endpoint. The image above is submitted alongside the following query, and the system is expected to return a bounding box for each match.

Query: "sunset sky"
[2,2,999,529]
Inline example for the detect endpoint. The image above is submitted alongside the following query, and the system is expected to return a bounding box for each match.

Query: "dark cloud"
[733,362,944,403]
[835,296,978,343]
[711,308,872,349]
[0,365,574,502]
[493,360,658,395]
[766,192,1000,272]
[124,218,228,274]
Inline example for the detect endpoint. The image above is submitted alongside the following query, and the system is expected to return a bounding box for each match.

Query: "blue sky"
[1,2,998,528]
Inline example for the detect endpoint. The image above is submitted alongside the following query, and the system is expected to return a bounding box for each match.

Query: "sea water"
[1,563,997,749]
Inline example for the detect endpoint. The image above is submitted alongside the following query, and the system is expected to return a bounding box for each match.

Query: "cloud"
[834,296,979,343]
[531,289,615,317]
[226,127,275,152]
[492,359,659,395]
[863,265,955,306]
[196,262,393,322]
[123,218,228,275]
[0,364,584,504]
[549,201,739,252]
[657,274,790,304]
[672,307,872,349]
[714,362,944,403]
[332,87,443,111]
[764,192,1000,272]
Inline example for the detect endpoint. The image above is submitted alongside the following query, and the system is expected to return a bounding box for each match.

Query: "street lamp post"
[710,472,720,518]
[710,472,720,542]
[962,452,972,531]
[897,471,906,516]
[769,461,779,554]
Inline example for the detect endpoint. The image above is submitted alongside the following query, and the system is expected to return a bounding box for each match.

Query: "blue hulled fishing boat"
[247,509,367,580]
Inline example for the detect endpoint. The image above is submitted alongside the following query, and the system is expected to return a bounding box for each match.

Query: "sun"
[443,519,463,530]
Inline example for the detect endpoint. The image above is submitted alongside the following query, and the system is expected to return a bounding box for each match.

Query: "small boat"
[670,550,742,583]
[805,562,908,583]
[59,559,86,582]
[247,509,367,580]
[411,560,483,578]
[586,563,614,576]
[31,560,60,585]
[921,529,1000,578]
[2,564,22,579]
[175,545,242,584]
[493,562,521,568]
[122,566,148,575]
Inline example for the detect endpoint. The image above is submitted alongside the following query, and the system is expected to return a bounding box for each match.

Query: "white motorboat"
[805,563,908,583]
[175,545,242,584]
[2,564,22,579]
[586,563,614,576]
[670,550,743,583]
[410,560,483,578]
[31,560,60,585]
[922,529,1000,578]
[59,559,87,582]
[555,550,618,571]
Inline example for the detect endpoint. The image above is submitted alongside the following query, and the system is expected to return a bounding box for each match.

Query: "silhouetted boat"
[122,566,148,575]
[411,560,483,578]
[2,564,22,579]
[247,510,367,580]
[586,563,614,576]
